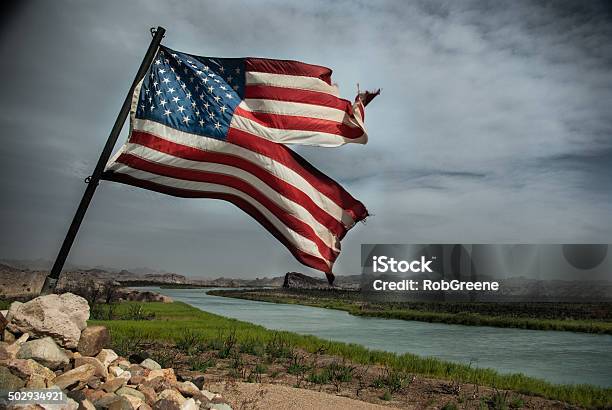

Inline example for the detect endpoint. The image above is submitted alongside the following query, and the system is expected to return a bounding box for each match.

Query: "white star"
[145,89,150,95]
[207,86,214,93]
[149,105,155,111]
[234,67,240,74]
[203,102,210,109]
[160,99,167,107]
[203,65,209,71]
[219,85,227,90]
[172,96,180,103]
[180,83,187,90]
[195,85,200,92]
[196,70,203,76]
[177,105,185,113]
[162,77,170,84]
[186,92,192,99]
[191,101,196,108]
[219,66,225,73]
[182,116,191,124]
[202,78,209,84]
[225,93,233,99]
[209,112,215,119]
[175,76,181,82]
[171,53,178,58]
[168,87,176,94]
[213,95,221,103]
[214,121,221,129]
[170,67,175,72]
[155,59,161,65]
[153,81,159,88]
[163,109,172,116]
[213,79,220,84]
[155,90,162,96]
[159,69,166,74]
[199,119,205,126]
[220,105,227,113]
[208,73,215,77]
[199,94,205,100]
[227,75,233,83]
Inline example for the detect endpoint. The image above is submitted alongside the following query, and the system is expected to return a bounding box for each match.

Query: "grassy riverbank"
[89,301,612,408]
[208,289,612,335]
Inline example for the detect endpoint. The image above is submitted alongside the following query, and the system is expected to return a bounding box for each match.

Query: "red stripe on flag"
[245,85,351,112]
[246,58,333,85]
[129,130,347,237]
[103,172,334,273]
[115,153,340,262]
[226,127,368,223]
[233,106,363,139]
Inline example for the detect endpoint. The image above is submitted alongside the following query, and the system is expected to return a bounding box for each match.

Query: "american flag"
[104,46,377,283]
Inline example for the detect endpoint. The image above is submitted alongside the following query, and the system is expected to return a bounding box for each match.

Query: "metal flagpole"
[41,26,167,293]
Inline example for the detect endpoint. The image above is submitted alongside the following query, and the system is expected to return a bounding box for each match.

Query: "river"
[142,287,612,387]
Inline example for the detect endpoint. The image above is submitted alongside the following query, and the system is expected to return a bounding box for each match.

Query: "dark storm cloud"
[0,0,610,278]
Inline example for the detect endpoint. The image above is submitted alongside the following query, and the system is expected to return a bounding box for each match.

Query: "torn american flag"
[103,45,378,283]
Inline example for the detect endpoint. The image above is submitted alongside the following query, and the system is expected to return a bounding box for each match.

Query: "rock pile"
[0,293,233,410]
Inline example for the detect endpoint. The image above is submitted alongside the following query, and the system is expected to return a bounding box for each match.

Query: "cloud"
[0,0,610,278]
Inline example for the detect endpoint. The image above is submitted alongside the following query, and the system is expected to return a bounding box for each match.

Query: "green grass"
[90,301,612,408]
[209,290,612,335]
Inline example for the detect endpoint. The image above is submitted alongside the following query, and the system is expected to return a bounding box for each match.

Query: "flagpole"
[41,26,166,294]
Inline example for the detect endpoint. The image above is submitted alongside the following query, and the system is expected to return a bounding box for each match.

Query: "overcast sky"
[1,0,611,279]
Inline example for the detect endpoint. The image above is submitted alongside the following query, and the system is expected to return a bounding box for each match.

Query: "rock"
[139,404,153,410]
[77,326,110,357]
[6,302,22,322]
[179,398,197,410]
[93,392,121,408]
[117,359,131,370]
[101,376,127,393]
[129,351,150,363]
[137,384,157,404]
[0,310,7,335]
[158,389,186,405]
[75,356,109,379]
[199,390,221,401]
[140,358,161,370]
[79,398,96,410]
[152,399,181,410]
[122,394,144,410]
[17,337,70,369]
[97,349,119,367]
[53,364,96,390]
[110,365,125,377]
[4,358,55,384]
[146,369,176,383]
[130,375,145,385]
[191,375,205,390]
[118,371,132,382]
[0,341,14,360]
[84,388,107,403]
[25,374,47,388]
[117,387,146,401]
[175,381,200,397]
[79,399,96,410]
[208,404,232,410]
[86,376,102,389]
[3,329,16,343]
[0,365,26,389]
[108,397,134,410]
[7,293,89,348]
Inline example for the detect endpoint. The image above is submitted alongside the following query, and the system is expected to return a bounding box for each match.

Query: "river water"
[143,287,612,387]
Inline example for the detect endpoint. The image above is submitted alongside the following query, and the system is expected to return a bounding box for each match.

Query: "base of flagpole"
[40,277,58,295]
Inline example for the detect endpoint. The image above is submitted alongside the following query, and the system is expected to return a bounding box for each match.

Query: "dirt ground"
[152,344,577,410]
[210,381,404,410]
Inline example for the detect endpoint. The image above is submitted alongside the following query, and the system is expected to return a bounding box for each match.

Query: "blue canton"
[135,46,245,141]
